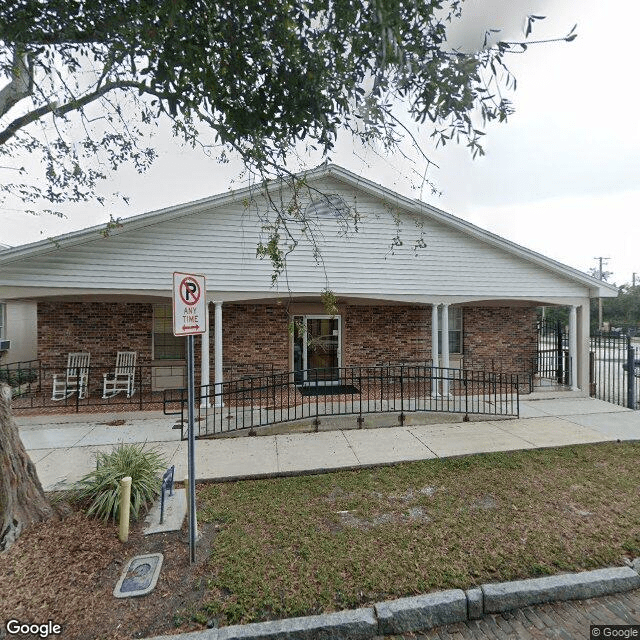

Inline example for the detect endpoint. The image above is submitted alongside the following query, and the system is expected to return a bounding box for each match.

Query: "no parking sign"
[172,272,207,336]
[171,271,207,565]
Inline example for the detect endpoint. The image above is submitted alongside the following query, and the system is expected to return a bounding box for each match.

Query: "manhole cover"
[114,553,163,598]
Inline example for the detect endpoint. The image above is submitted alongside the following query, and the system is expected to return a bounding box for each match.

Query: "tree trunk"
[0,383,52,551]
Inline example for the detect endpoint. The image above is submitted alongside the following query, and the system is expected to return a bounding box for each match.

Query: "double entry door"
[293,315,341,384]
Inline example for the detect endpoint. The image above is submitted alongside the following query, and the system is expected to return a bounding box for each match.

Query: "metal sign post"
[172,272,207,565]
[186,333,196,564]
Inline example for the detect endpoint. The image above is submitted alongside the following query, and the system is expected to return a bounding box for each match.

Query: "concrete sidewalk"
[17,393,640,491]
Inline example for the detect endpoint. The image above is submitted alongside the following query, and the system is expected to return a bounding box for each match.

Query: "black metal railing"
[590,334,640,409]
[0,359,43,395]
[0,359,280,414]
[535,319,572,387]
[534,351,572,387]
[3,362,178,413]
[164,365,522,439]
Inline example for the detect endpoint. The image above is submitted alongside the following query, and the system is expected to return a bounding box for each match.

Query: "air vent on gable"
[305,195,350,219]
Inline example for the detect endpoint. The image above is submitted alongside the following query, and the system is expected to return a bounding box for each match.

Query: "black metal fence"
[0,358,42,391]
[164,364,522,439]
[2,360,170,412]
[589,334,640,409]
[0,358,276,413]
[536,319,571,386]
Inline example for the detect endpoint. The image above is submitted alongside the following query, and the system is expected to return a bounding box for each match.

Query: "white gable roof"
[0,164,616,302]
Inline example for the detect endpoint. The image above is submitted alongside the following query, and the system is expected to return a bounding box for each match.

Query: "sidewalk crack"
[406,428,439,458]
[340,431,361,464]
[274,435,280,473]
[490,420,538,447]
[68,425,96,450]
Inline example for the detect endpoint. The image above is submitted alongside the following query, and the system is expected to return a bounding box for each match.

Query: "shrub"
[0,368,38,387]
[72,443,166,522]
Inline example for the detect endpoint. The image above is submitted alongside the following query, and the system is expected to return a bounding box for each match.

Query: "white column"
[214,300,223,407]
[431,304,439,396]
[577,301,590,393]
[200,302,210,408]
[569,304,578,390]
[442,304,450,395]
[431,304,439,370]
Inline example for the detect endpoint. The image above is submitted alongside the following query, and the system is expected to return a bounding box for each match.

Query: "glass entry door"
[293,315,341,384]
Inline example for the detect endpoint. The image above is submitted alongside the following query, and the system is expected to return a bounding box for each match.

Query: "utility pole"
[633,272,637,288]
[594,257,610,332]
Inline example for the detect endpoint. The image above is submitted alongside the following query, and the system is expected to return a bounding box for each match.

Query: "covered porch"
[0,164,616,424]
[3,292,591,429]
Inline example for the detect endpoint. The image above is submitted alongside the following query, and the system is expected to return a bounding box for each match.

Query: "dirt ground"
[0,508,213,640]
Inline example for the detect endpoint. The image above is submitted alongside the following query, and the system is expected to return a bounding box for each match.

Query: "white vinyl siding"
[0,176,590,300]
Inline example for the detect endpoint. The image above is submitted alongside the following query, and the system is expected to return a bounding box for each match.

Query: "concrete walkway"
[17,393,640,491]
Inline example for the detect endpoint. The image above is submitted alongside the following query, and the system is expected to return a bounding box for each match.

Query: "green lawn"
[191,442,640,626]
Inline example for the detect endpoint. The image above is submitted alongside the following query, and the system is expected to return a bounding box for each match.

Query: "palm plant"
[72,443,166,522]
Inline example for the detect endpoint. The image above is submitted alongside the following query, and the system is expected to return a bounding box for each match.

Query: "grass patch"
[195,442,640,626]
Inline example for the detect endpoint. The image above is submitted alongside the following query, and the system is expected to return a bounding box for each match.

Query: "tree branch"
[0,79,172,146]
[0,48,33,118]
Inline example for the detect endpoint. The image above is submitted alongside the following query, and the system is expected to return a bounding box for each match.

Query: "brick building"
[0,164,617,399]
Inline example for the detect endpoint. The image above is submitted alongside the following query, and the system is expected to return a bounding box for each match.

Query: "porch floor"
[16,390,640,492]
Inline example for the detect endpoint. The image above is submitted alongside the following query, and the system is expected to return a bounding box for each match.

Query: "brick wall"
[38,302,153,371]
[463,306,538,373]
[36,301,290,390]
[343,304,536,373]
[38,301,153,391]
[343,305,431,366]
[208,303,290,379]
[36,302,538,390]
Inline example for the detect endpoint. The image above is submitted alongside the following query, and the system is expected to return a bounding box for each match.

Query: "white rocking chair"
[51,352,91,401]
[102,351,137,398]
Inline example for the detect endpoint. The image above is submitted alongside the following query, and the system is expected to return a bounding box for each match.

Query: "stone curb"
[147,566,640,640]
[375,589,467,634]
[150,608,377,640]
[465,587,483,620]
[481,566,640,614]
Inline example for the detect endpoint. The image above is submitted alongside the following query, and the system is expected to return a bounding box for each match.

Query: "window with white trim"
[153,304,185,360]
[438,306,463,354]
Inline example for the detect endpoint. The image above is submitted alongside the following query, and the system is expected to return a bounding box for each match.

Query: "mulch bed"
[0,508,213,640]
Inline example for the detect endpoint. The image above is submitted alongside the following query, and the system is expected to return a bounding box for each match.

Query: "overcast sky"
[1,0,638,286]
